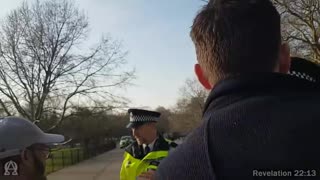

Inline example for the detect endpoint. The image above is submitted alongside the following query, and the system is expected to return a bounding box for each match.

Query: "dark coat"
[156,73,320,180]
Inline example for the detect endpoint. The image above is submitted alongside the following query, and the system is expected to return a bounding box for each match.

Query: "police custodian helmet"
[126,109,161,128]
[289,57,320,82]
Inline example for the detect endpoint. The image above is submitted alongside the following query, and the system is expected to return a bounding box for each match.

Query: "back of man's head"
[191,0,284,84]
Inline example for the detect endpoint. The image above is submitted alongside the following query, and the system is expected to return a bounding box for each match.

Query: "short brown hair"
[191,0,281,84]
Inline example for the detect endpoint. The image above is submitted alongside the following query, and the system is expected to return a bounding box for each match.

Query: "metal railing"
[46,141,116,174]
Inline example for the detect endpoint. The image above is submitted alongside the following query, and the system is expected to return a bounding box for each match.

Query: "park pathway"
[48,147,123,180]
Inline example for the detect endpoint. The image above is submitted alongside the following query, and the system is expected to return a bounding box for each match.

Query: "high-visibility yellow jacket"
[120,136,177,180]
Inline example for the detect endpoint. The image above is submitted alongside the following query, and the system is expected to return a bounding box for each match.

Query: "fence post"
[77,149,80,163]
[87,147,90,159]
[86,147,89,159]
[71,149,74,165]
[62,151,65,168]
[51,154,54,172]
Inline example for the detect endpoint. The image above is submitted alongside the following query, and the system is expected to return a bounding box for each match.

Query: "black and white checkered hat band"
[289,70,316,82]
[130,115,158,123]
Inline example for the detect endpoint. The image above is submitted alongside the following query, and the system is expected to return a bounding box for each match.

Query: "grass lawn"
[46,148,85,174]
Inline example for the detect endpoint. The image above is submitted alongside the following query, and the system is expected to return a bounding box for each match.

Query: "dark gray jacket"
[156,73,320,180]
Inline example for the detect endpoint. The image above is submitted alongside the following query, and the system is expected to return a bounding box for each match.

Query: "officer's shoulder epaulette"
[124,141,136,153]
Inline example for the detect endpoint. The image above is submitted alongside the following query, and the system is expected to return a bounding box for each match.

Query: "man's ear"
[21,150,27,161]
[278,43,291,73]
[20,149,33,166]
[194,64,212,90]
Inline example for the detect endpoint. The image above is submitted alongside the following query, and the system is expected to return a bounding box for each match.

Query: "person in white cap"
[0,116,65,180]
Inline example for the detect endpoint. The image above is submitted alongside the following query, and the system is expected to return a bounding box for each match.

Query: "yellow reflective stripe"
[120,150,170,179]
[147,165,158,171]
[120,152,141,180]
[142,150,168,161]
[136,150,168,174]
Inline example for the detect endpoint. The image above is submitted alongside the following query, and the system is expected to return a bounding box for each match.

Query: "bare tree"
[179,78,209,110]
[155,106,171,134]
[0,0,134,131]
[273,0,320,63]
[170,78,209,134]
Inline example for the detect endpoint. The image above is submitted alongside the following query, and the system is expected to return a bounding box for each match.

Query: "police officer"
[120,109,177,180]
[289,57,320,82]
[0,117,65,180]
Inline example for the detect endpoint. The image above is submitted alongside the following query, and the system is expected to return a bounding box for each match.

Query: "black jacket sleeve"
[155,123,216,180]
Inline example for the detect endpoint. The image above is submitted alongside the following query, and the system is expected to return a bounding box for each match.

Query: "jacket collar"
[203,73,320,114]
[125,134,170,159]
